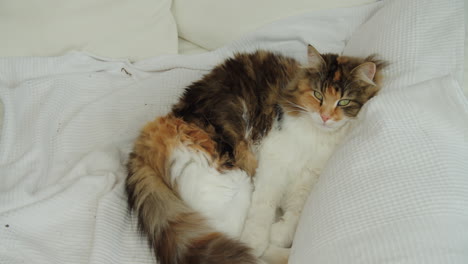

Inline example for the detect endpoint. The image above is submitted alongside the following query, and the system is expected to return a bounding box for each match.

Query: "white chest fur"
[255,114,350,188]
[241,114,351,255]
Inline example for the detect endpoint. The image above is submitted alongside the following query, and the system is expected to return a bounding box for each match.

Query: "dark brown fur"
[172,51,300,176]
[126,46,386,264]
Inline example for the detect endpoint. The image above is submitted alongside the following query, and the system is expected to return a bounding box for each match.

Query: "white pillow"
[291,0,468,263]
[0,0,177,61]
[342,0,464,89]
[172,0,377,51]
[464,9,468,97]
[291,76,468,264]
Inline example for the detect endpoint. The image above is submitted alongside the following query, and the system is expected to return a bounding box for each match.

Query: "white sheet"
[0,1,465,263]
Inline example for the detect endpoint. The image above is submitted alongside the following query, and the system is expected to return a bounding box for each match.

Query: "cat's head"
[282,45,387,131]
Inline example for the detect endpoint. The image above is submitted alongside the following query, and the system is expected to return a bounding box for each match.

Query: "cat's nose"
[321,114,331,122]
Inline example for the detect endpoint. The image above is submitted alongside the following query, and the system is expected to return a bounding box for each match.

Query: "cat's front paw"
[262,245,290,264]
[240,224,270,257]
[270,220,294,248]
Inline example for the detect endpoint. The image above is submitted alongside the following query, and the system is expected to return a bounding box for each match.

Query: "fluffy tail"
[126,116,259,264]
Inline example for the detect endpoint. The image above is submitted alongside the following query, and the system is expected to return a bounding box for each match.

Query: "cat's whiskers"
[283,106,309,115]
[283,109,307,115]
[281,98,310,112]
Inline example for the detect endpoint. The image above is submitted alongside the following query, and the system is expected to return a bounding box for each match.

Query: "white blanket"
[0,0,465,263]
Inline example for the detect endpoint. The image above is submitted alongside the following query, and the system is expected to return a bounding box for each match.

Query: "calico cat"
[125,45,386,264]
[238,50,387,257]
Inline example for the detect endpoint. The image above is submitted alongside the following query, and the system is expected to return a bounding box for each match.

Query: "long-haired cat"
[125,45,386,264]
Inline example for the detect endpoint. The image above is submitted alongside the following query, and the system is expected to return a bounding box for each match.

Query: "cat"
[239,48,386,257]
[125,44,386,264]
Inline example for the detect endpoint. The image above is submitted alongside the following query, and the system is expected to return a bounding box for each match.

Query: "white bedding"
[291,75,468,263]
[178,38,209,55]
[0,0,178,61]
[0,1,466,263]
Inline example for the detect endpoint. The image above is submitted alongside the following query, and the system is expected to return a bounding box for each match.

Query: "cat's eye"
[338,99,350,106]
[313,91,323,101]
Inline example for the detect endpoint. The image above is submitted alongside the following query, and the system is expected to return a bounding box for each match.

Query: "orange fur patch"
[333,70,341,81]
[322,86,344,121]
[190,232,223,249]
[336,56,349,64]
[288,80,321,115]
[234,141,258,177]
[327,85,338,96]
[297,79,311,93]
[139,115,221,185]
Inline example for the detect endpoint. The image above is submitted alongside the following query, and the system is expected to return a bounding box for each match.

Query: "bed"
[0,0,467,263]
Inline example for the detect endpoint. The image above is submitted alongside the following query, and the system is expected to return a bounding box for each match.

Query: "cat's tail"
[125,115,259,264]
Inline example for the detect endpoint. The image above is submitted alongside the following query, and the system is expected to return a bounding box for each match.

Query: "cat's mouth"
[322,119,349,132]
[310,113,336,130]
[318,122,337,131]
[310,113,345,131]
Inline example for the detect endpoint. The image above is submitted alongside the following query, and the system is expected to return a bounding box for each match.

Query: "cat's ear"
[351,62,376,85]
[307,44,325,69]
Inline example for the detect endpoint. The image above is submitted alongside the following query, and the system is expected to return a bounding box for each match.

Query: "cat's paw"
[243,234,269,257]
[262,245,290,264]
[240,224,270,257]
[270,220,294,248]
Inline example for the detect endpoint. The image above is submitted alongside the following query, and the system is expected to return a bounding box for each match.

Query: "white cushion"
[464,11,468,97]
[178,38,209,55]
[172,0,377,51]
[0,0,177,61]
[342,0,464,90]
[291,0,468,263]
[291,76,468,264]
